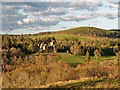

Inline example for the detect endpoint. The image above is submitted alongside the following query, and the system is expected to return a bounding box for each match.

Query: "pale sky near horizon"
[1,0,119,34]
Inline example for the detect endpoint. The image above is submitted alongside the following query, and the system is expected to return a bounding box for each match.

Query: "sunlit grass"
[29,34,94,41]
[33,53,115,66]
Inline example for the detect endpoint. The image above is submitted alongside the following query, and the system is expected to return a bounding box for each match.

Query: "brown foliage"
[76,60,118,79]
[2,55,118,88]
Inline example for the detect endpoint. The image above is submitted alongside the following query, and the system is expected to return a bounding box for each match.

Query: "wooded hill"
[18,26,119,38]
[53,27,119,38]
[4,26,119,38]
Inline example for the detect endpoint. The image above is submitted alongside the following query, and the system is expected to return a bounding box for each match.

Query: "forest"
[1,26,120,88]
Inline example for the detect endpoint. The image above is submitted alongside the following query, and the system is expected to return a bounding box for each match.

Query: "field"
[33,52,115,66]
[29,34,108,41]
[59,53,115,63]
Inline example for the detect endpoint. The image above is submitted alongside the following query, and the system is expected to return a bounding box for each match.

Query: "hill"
[54,26,118,38]
[25,26,118,38]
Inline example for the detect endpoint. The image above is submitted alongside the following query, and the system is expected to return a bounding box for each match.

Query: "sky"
[1,0,119,34]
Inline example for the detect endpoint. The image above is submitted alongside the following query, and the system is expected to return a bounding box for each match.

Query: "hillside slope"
[54,26,118,38]
[4,26,119,38]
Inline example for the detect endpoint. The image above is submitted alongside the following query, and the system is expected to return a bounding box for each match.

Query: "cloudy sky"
[1,0,119,34]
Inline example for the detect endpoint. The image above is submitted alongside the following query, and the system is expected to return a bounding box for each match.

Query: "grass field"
[33,52,115,66]
[29,34,96,41]
[58,53,115,64]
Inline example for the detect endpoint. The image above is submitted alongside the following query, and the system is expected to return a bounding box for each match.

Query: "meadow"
[33,52,115,67]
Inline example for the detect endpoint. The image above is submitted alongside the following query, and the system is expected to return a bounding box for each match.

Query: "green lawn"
[58,53,85,64]
[97,55,115,62]
[56,53,115,66]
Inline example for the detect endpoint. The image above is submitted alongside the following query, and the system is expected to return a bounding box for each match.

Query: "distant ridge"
[4,26,119,38]
[52,26,118,38]
[109,29,120,32]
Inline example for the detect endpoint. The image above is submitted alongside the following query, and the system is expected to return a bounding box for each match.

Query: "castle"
[39,39,56,53]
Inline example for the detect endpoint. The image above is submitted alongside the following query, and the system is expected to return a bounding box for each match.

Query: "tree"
[19,34,24,41]
[70,43,80,55]
[94,49,101,60]
[79,46,86,55]
[85,51,90,63]
[28,43,34,53]
[116,51,120,61]
[3,34,12,49]
[113,45,119,55]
